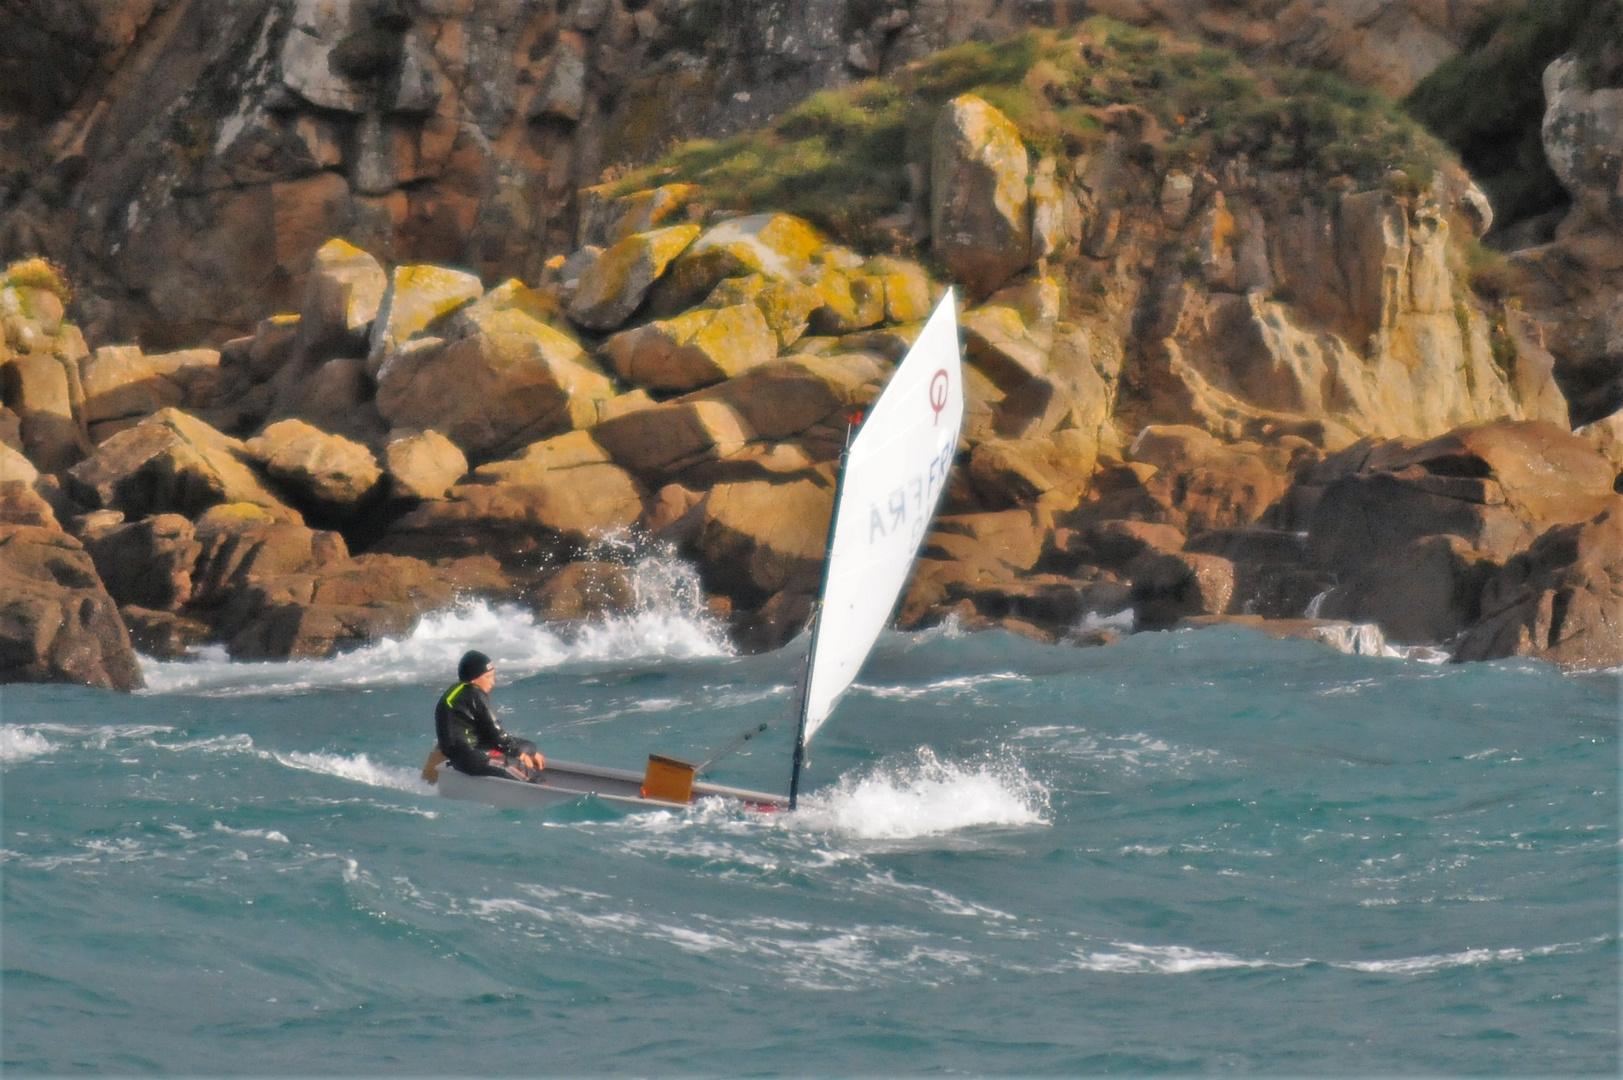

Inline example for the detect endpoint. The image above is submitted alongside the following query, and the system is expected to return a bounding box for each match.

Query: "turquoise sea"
[2,561,1618,1076]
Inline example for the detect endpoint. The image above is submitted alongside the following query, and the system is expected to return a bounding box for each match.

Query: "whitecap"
[212,822,290,843]
[791,747,1049,839]
[1073,942,1286,974]
[0,725,55,765]
[274,750,434,795]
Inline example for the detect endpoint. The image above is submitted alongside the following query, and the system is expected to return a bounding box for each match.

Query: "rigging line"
[694,721,770,775]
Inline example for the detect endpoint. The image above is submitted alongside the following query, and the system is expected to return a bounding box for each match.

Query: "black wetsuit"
[434,682,540,781]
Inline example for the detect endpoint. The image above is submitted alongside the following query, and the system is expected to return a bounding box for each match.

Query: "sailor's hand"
[522,751,545,771]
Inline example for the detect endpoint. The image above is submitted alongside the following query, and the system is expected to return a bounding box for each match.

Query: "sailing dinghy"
[426,290,966,812]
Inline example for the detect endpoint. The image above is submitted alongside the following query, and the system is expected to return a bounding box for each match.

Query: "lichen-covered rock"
[577,182,702,248]
[367,264,485,375]
[376,304,613,461]
[599,303,778,392]
[0,482,142,691]
[383,429,467,501]
[245,418,383,517]
[703,274,823,350]
[568,224,701,330]
[65,408,298,522]
[931,95,1031,299]
[648,214,827,315]
[298,238,388,356]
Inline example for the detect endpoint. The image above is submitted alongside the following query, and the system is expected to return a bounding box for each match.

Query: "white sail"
[801,291,965,742]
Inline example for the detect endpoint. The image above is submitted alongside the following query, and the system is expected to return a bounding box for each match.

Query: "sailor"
[434,650,547,782]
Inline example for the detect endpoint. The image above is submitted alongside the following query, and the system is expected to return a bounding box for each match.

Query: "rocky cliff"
[2,0,1506,349]
[4,7,1621,688]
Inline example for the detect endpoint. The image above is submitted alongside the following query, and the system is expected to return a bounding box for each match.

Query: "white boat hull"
[433,757,787,812]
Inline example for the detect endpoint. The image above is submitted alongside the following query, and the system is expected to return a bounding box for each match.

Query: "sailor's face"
[473,669,497,692]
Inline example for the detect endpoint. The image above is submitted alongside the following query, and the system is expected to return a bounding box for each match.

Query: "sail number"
[867,439,955,546]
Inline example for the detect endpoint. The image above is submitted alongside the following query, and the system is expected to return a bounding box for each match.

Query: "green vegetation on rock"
[1404,0,1620,234]
[614,19,1447,250]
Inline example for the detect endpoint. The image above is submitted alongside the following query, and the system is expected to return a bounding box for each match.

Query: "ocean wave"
[854,671,1029,701]
[1072,942,1287,974]
[0,725,55,765]
[137,554,733,697]
[273,750,435,796]
[791,747,1049,839]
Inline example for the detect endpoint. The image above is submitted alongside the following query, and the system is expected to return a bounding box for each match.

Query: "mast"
[788,416,858,810]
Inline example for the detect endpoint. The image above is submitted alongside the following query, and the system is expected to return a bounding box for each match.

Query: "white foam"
[791,748,1049,839]
[854,671,1029,701]
[273,750,435,796]
[212,822,290,843]
[137,554,733,697]
[1073,942,1284,974]
[0,726,55,765]
[1309,622,1450,663]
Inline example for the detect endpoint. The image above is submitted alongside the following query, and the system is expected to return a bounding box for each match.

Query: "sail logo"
[929,369,949,423]
[867,438,955,545]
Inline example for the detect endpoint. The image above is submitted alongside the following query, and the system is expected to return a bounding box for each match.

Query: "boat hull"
[433,757,787,812]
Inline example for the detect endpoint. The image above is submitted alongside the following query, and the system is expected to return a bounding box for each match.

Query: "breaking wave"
[138,554,732,697]
[791,748,1049,840]
[1,725,56,765]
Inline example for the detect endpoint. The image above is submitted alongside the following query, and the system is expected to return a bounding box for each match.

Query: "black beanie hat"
[458,650,494,682]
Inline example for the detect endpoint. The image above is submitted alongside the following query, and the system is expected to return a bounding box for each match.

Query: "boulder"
[82,513,202,611]
[0,482,142,690]
[806,270,886,335]
[220,553,507,661]
[702,274,824,351]
[297,238,387,357]
[691,478,834,606]
[245,418,383,519]
[1125,425,1304,536]
[968,433,1096,509]
[383,429,467,500]
[366,263,485,375]
[648,213,826,315]
[529,561,636,622]
[577,182,702,248]
[1318,534,1496,644]
[1305,420,1618,576]
[1130,550,1237,631]
[567,224,701,330]
[931,95,1031,299]
[79,345,224,443]
[2,352,87,472]
[376,305,613,461]
[593,399,749,480]
[599,303,779,393]
[379,464,645,570]
[1453,497,1623,672]
[65,408,299,522]
[272,355,387,446]
[683,354,881,445]
[2,441,39,486]
[865,256,936,324]
[187,503,348,609]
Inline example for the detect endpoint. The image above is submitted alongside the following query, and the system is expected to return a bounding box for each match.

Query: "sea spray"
[138,552,732,696]
[790,747,1050,839]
